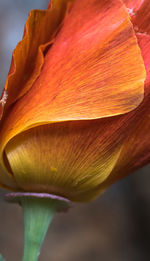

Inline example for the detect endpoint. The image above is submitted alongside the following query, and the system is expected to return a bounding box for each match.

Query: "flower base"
[5,192,71,261]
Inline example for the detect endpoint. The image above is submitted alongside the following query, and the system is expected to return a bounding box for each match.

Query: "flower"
[0,0,149,202]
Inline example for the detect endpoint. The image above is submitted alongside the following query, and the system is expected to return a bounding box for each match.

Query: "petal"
[0,0,146,153]
[78,94,150,201]
[0,105,2,120]
[0,163,18,191]
[88,34,150,198]
[2,0,72,113]
[106,33,150,177]
[124,0,150,35]
[0,90,19,188]
[97,98,150,194]
[0,0,72,186]
[4,115,134,201]
[0,90,8,120]
[133,0,150,35]
[123,0,145,13]
[22,0,145,120]
[0,0,146,194]
[136,33,150,88]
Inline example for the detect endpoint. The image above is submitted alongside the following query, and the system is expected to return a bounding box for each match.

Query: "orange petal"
[0,0,146,195]
[98,99,150,194]
[108,33,150,176]
[0,90,8,120]
[0,0,146,151]
[5,115,134,201]
[124,0,150,35]
[0,105,2,120]
[0,0,73,187]
[3,0,72,111]
[136,33,150,88]
[123,0,145,13]
[27,0,145,120]
[78,93,150,201]
[0,91,18,189]
[134,0,150,35]
[88,34,150,198]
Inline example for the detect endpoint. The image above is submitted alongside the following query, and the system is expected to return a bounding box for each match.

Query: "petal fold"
[0,0,73,185]
[4,116,133,201]
[23,0,145,120]
[0,163,18,191]
[124,0,150,35]
[89,33,150,197]
[0,90,8,120]
[123,0,145,13]
[0,0,146,152]
[133,0,150,35]
[0,0,147,196]
[105,33,150,178]
[136,33,150,88]
[2,0,73,112]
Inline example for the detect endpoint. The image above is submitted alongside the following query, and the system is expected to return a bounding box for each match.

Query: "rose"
[0,0,149,202]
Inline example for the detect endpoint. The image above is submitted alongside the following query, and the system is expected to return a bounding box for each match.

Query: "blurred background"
[0,1,150,260]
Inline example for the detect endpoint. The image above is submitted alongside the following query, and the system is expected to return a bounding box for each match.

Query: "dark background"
[0,1,150,260]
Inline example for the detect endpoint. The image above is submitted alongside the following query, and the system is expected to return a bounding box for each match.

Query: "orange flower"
[0,0,149,202]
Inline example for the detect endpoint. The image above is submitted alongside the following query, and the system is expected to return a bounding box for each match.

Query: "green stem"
[21,197,58,261]
[0,254,5,261]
